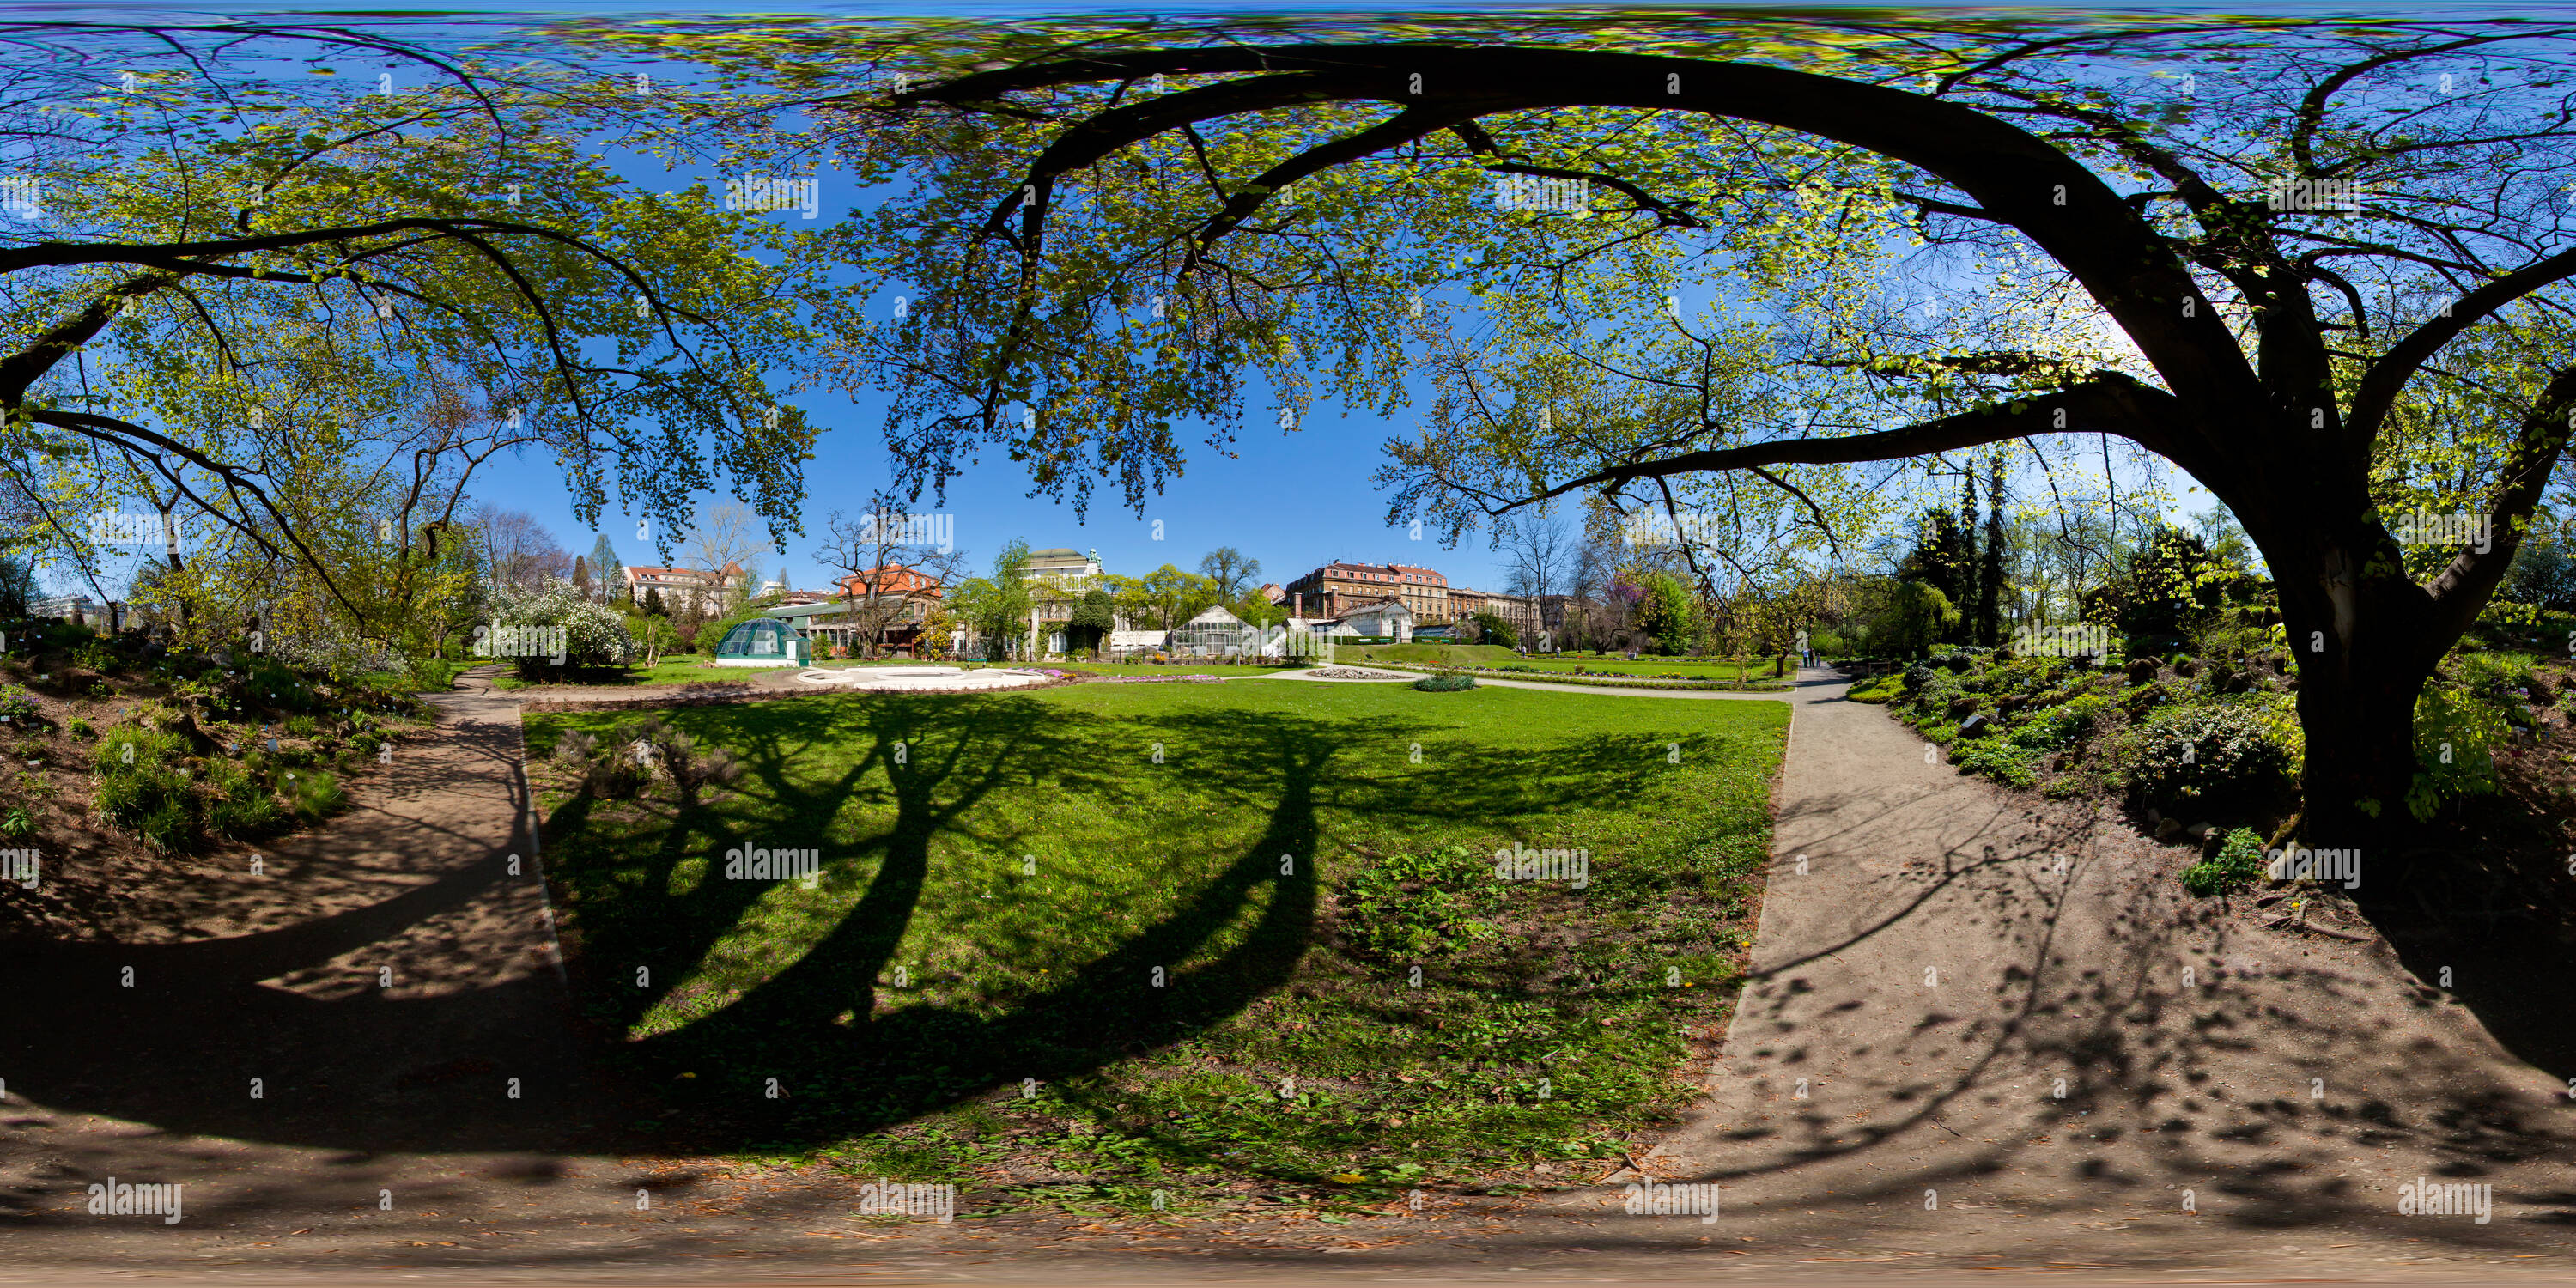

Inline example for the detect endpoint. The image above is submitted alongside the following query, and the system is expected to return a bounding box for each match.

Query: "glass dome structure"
[714,617,806,665]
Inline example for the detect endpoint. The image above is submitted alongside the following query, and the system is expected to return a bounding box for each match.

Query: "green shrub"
[2119,702,2296,816]
[203,763,283,838]
[283,769,345,821]
[0,805,32,838]
[2181,827,2268,896]
[66,715,93,738]
[2008,693,2113,751]
[2406,686,2506,822]
[286,714,317,737]
[1950,739,2040,789]
[0,683,37,721]
[1413,673,1478,692]
[94,726,193,848]
[405,655,462,693]
[1846,673,1901,704]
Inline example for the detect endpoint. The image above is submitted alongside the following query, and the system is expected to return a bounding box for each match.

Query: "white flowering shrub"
[489,580,635,677]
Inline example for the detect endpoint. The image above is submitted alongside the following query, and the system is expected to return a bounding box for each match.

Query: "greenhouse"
[1169,605,1260,659]
[713,616,811,666]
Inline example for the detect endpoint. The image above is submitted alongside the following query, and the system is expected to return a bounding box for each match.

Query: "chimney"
[1293,592,1302,619]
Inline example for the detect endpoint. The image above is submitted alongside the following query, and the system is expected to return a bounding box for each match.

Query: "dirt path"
[0,666,649,1254]
[8,666,2574,1283]
[1601,669,2576,1264]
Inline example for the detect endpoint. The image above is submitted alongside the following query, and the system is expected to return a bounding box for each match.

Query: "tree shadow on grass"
[0,683,1740,1170]
[544,691,1711,1151]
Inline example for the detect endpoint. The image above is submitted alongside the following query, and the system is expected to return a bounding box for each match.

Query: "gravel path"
[1589,670,2576,1265]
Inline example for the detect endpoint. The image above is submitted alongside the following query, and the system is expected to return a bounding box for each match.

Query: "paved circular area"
[791,665,1055,690]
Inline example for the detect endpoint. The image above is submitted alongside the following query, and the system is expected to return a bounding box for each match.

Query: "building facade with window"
[1449,587,1542,643]
[1283,562,1450,623]
[626,562,741,615]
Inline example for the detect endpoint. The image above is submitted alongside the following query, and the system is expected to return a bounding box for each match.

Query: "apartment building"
[1283,561,1450,623]
[626,562,741,615]
[1449,587,1542,642]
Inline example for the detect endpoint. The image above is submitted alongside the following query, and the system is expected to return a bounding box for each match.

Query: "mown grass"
[526,681,1785,1212]
[1503,657,1793,681]
[1335,643,1526,668]
[1053,662,1291,677]
[489,654,780,690]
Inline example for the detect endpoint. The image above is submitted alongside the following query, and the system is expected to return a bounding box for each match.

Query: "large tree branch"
[2418,364,2576,657]
[1529,373,2179,506]
[26,407,367,623]
[2348,245,2576,440]
[904,45,2258,433]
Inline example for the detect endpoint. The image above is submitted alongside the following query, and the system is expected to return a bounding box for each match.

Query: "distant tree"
[1899,508,1973,608]
[1139,563,1218,629]
[1230,589,1287,631]
[643,586,667,617]
[683,501,769,607]
[1196,546,1261,602]
[475,507,572,591]
[816,501,970,659]
[1473,611,1518,650]
[1068,587,1117,652]
[1102,573,1153,632]
[1976,458,2007,647]
[1878,581,1961,660]
[588,535,625,605]
[1499,505,1575,606]
[1634,573,1698,655]
[2081,526,2259,647]
[951,540,1036,659]
[571,554,592,601]
[2503,528,2576,612]
[2185,505,2257,577]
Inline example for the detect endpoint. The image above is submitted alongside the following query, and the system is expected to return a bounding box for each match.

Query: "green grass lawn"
[489,654,787,690]
[1054,661,1291,677]
[1503,657,1785,677]
[1337,643,1524,668]
[526,682,1785,1211]
[1335,649,1792,690]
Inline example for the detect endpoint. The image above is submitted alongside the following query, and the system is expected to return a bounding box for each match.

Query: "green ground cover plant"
[525,681,1787,1211]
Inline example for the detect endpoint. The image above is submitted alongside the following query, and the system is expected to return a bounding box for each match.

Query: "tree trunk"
[2269,526,2440,859]
[2294,658,2422,849]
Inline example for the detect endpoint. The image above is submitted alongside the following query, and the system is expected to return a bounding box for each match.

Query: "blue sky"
[465,386,1525,594]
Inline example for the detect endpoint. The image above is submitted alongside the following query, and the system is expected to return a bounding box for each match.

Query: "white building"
[1335,596,1414,642]
[626,562,740,615]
